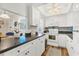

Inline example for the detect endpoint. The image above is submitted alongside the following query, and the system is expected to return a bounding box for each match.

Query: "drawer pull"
[41,41,43,43]
[71,47,73,49]
[27,51,29,53]
[25,51,29,55]
[17,50,20,53]
[25,52,27,55]
[32,43,33,44]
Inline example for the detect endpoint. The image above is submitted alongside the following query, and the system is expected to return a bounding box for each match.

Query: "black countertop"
[58,31,72,34]
[58,31,73,39]
[0,34,45,54]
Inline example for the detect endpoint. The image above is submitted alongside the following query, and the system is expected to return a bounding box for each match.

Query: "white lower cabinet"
[71,32,79,56]
[67,41,74,56]
[2,42,32,56]
[18,46,34,56]
[0,54,4,56]
[3,47,20,56]
[1,35,45,56]
[57,34,67,48]
[39,36,45,55]
[47,40,58,47]
[34,36,45,56]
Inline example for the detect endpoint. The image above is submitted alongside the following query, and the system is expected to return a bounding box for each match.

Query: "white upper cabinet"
[71,12,79,26]
[32,7,40,26]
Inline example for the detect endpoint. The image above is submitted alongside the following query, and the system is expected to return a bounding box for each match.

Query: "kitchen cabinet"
[57,34,67,48]
[34,36,45,56]
[18,41,35,56]
[2,35,45,56]
[0,54,4,56]
[49,29,58,35]
[66,38,74,56]
[67,42,74,56]
[2,41,32,56]
[72,12,79,26]
[3,47,21,56]
[39,36,45,55]
[72,32,79,56]
[32,7,40,26]
[47,40,58,47]
[64,34,74,56]
[57,34,74,56]
[18,46,34,56]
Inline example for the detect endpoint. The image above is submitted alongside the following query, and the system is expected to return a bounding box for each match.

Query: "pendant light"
[0,10,10,19]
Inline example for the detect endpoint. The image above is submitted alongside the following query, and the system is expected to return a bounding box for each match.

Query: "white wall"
[44,4,79,27]
[45,14,68,27]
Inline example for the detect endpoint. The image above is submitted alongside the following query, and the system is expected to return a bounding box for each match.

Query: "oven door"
[49,35,56,40]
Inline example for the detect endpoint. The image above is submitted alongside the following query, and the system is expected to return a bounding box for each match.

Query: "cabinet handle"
[17,50,20,53]
[25,52,27,55]
[41,41,43,43]
[27,51,29,53]
[71,47,73,49]
[32,43,33,44]
[25,51,29,55]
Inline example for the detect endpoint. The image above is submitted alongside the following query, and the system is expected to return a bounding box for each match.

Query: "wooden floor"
[42,45,69,56]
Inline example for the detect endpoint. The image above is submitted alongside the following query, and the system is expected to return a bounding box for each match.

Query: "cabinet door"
[38,36,45,55]
[3,48,19,56]
[0,54,4,56]
[68,46,74,56]
[30,39,39,56]
[34,36,45,56]
[3,41,32,56]
[18,40,36,56]
[34,38,41,56]
[19,46,34,56]
[32,7,40,26]
[58,35,66,48]
[67,42,74,56]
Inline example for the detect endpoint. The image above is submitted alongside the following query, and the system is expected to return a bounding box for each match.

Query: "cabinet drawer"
[18,42,33,53]
[3,47,20,56]
[3,42,33,56]
[18,46,34,56]
[47,40,58,46]
[0,53,4,56]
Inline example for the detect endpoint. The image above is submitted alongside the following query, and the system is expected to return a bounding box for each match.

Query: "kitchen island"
[0,34,45,56]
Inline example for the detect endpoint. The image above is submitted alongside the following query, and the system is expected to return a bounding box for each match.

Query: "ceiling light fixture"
[0,10,10,19]
[48,3,61,15]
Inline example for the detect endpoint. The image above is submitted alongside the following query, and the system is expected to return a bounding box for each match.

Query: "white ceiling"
[36,3,72,16]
